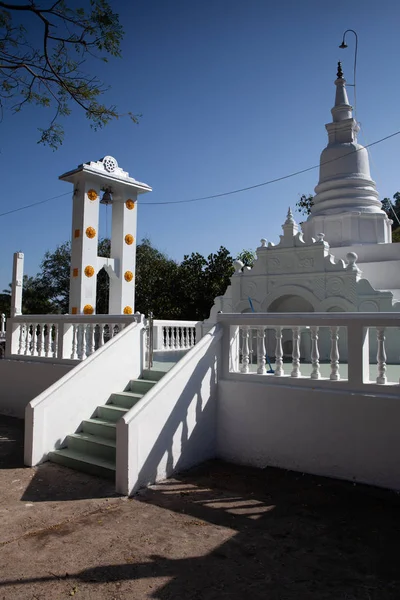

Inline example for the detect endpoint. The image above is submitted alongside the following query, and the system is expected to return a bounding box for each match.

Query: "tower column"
[109,192,138,314]
[69,178,100,314]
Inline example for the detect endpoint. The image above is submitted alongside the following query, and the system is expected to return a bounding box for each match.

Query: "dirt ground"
[1,416,400,600]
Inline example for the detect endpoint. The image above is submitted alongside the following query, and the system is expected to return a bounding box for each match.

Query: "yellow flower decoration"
[83,304,94,315]
[84,265,95,278]
[125,234,134,245]
[87,189,98,201]
[126,199,135,210]
[123,306,133,314]
[86,226,96,239]
[124,270,134,282]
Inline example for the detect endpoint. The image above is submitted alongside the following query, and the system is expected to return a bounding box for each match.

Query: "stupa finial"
[337,61,344,79]
[285,207,295,225]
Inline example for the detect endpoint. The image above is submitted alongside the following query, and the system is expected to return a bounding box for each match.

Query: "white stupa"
[302,62,392,247]
[204,62,400,361]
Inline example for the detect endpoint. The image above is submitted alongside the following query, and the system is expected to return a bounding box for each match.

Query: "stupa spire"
[331,62,352,122]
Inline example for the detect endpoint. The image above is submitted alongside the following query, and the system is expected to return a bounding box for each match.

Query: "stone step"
[96,404,128,422]
[108,391,144,409]
[49,448,115,480]
[81,418,116,440]
[128,379,158,394]
[67,432,116,461]
[141,369,165,382]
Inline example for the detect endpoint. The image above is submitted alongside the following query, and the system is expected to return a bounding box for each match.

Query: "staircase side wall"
[117,326,222,495]
[25,321,145,466]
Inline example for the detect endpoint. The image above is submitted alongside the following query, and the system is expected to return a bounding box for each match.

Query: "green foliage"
[16,238,234,320]
[382,192,400,243]
[296,194,314,217]
[236,249,256,268]
[0,0,135,148]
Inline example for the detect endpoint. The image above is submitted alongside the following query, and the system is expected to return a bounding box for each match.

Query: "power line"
[1,126,400,217]
[139,128,400,206]
[0,191,71,218]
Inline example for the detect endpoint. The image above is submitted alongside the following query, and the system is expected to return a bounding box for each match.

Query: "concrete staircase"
[49,369,165,479]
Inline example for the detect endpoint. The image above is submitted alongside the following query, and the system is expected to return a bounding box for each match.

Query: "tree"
[2,274,56,314]
[177,247,234,320]
[236,249,256,268]
[0,0,136,148]
[296,194,314,217]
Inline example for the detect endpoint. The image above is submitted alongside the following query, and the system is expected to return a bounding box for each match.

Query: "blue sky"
[1,0,400,290]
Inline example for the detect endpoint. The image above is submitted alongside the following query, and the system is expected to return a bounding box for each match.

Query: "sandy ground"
[1,415,400,599]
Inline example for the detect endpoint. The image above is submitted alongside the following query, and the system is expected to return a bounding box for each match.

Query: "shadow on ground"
[0,459,399,599]
[0,415,116,501]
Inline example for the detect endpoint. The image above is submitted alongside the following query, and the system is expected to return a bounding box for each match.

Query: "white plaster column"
[108,192,138,314]
[11,252,24,316]
[69,177,100,315]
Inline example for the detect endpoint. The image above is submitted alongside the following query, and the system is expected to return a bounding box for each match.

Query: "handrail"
[122,324,222,425]
[217,312,400,327]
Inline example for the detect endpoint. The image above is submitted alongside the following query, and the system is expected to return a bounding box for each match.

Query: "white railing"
[152,320,199,352]
[218,313,400,389]
[6,314,140,363]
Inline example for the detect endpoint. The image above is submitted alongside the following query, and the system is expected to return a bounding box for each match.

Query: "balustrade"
[152,320,199,352]
[220,312,400,388]
[7,315,138,363]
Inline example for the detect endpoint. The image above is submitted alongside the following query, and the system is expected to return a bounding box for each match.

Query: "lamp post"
[339,29,358,119]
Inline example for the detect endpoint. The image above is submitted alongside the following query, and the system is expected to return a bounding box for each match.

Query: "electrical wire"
[0,191,71,218]
[139,128,400,206]
[1,126,400,217]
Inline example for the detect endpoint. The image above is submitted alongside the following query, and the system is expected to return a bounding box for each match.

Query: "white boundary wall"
[25,319,145,466]
[218,379,400,490]
[116,325,222,495]
[216,312,400,490]
[0,360,73,418]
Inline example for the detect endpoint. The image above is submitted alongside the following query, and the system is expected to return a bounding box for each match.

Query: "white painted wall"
[116,325,222,495]
[25,319,145,466]
[218,379,400,490]
[0,360,73,418]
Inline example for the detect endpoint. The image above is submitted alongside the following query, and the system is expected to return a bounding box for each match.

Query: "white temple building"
[206,63,400,361]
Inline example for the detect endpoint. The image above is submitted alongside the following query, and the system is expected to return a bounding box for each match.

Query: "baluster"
[376,327,387,384]
[44,325,51,357]
[176,327,181,349]
[24,324,31,355]
[98,324,105,349]
[257,326,266,374]
[330,326,340,381]
[274,326,284,376]
[291,327,301,377]
[168,327,173,349]
[249,329,254,366]
[52,324,58,358]
[87,324,95,356]
[173,327,178,349]
[31,323,38,356]
[310,326,321,380]
[240,325,250,373]
[17,323,25,355]
[77,325,86,360]
[37,325,45,357]
[192,327,196,345]
[70,324,78,360]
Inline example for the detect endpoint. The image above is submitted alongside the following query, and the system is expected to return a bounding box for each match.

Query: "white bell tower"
[60,156,152,315]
